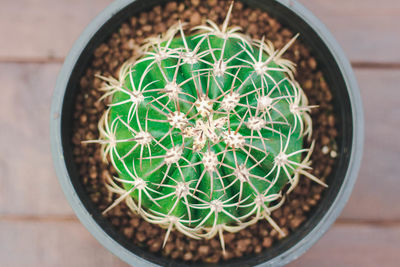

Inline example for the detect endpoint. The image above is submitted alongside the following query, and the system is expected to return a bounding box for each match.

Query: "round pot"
[50,0,364,266]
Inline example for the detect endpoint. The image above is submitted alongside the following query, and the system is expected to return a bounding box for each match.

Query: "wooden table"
[0,0,399,266]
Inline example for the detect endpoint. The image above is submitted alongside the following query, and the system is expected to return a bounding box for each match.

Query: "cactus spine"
[91,4,327,250]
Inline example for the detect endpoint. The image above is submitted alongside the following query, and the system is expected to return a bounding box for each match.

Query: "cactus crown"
[90,4,327,250]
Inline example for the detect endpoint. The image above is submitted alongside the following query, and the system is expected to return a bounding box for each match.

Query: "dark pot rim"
[50,0,364,266]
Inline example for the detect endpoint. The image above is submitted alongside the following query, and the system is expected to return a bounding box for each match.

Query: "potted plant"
[50,0,363,266]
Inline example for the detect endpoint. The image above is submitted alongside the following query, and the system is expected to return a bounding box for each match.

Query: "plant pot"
[50,0,364,266]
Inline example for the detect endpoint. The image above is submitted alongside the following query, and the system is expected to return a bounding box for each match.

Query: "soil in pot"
[71,0,338,263]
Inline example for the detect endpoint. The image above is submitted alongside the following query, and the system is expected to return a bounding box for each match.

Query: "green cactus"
[91,4,327,250]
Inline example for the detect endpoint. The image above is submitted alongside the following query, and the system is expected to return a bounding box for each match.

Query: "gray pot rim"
[50,0,364,266]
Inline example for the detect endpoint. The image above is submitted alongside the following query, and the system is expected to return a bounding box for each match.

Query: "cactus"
[89,4,327,250]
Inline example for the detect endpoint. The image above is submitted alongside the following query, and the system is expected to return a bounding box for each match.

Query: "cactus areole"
[92,5,327,250]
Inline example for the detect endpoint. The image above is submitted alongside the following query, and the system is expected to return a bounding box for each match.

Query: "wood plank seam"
[2,58,400,69]
[2,215,400,227]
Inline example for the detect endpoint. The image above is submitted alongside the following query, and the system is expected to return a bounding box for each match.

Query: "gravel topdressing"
[71,0,338,263]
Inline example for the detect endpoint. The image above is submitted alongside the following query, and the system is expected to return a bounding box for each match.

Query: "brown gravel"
[72,0,337,263]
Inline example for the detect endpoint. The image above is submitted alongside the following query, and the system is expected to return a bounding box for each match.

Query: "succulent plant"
[89,4,327,250]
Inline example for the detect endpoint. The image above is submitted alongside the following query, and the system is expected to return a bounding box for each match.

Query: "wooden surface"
[0,0,399,266]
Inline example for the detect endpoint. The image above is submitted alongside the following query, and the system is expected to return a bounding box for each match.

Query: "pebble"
[149,240,162,252]
[178,3,185,12]
[262,237,273,248]
[165,2,177,12]
[183,252,193,261]
[164,243,174,255]
[237,239,252,252]
[123,227,134,238]
[308,57,317,70]
[142,25,152,32]
[191,0,200,7]
[171,250,181,259]
[222,251,234,260]
[249,11,258,22]
[247,23,258,36]
[190,12,202,26]
[321,135,330,145]
[198,245,210,256]
[290,217,304,229]
[204,253,221,263]
[207,0,217,7]
[154,23,167,33]
[328,114,335,127]
[130,217,140,227]
[136,232,147,242]
[223,233,235,243]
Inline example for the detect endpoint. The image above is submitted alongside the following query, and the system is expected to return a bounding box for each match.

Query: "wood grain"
[0,0,398,265]
[289,224,400,267]
[0,220,399,267]
[340,68,400,221]
[0,62,73,216]
[0,220,129,267]
[301,0,400,63]
[1,62,399,221]
[0,0,111,61]
[0,0,399,63]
